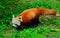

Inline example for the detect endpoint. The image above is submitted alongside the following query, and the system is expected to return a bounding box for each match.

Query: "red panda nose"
[15,24,18,25]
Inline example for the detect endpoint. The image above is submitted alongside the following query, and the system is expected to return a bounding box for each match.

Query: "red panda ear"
[12,15,15,23]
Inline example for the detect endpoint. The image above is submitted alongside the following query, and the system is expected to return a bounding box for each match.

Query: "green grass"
[0,0,60,38]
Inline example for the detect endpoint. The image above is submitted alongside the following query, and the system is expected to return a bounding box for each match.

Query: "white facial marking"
[13,24,17,27]
[12,15,21,27]
[12,15,15,23]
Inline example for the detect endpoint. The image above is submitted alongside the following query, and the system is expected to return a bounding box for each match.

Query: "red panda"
[19,8,56,23]
[12,8,56,29]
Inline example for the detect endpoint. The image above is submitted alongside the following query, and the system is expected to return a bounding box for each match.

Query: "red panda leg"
[23,18,40,28]
[33,18,40,25]
[30,17,40,25]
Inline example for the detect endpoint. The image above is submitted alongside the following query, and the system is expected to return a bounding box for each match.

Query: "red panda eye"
[19,17,21,19]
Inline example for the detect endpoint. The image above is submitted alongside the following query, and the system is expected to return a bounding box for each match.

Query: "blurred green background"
[0,0,60,38]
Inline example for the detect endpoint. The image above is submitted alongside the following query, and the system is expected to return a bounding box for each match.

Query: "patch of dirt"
[24,0,33,2]
[56,0,60,1]
[44,32,60,38]
[5,28,15,37]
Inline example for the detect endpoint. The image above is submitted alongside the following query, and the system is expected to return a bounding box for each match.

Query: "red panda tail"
[40,9,56,15]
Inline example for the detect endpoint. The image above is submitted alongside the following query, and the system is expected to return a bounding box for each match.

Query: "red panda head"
[12,15,23,28]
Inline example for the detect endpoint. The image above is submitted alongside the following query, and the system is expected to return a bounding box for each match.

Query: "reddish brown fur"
[17,8,56,26]
[41,9,56,15]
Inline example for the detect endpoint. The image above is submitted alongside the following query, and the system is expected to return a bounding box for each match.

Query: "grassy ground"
[0,0,60,38]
